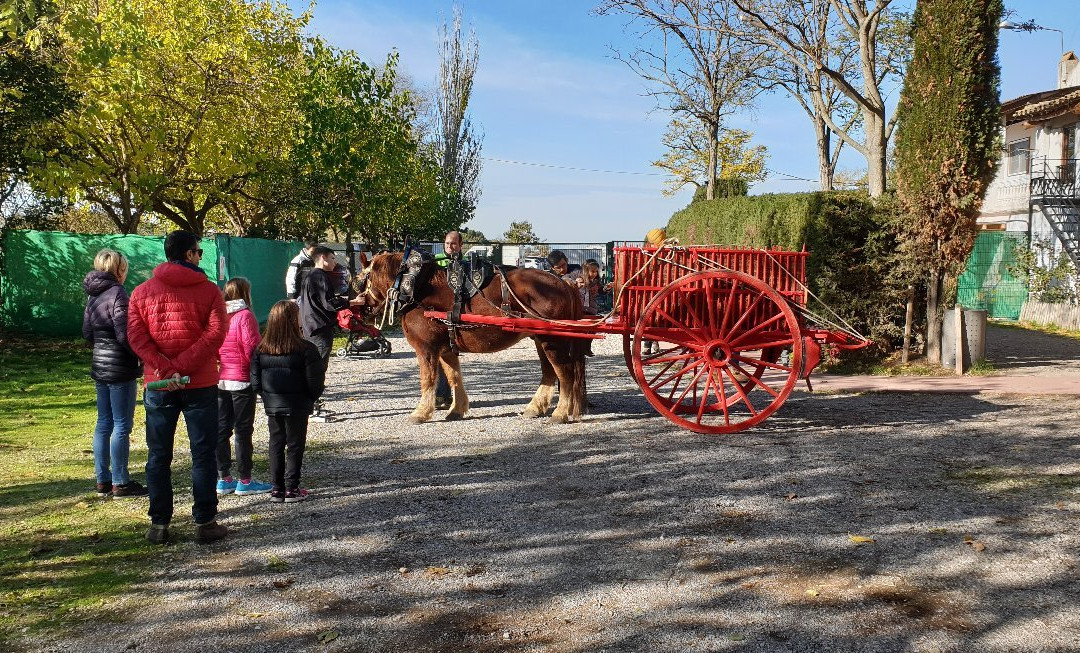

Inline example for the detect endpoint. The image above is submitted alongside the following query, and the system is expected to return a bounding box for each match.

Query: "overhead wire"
[484,156,821,185]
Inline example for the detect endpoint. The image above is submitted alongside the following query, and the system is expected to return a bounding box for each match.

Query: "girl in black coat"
[82,249,146,498]
[251,300,325,503]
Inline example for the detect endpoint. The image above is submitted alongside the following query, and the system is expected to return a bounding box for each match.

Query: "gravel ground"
[33,333,1080,653]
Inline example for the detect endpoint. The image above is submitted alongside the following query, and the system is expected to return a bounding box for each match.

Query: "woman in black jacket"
[251,300,325,503]
[82,249,146,498]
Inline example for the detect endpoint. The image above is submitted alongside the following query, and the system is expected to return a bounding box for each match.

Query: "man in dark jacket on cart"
[433,231,464,409]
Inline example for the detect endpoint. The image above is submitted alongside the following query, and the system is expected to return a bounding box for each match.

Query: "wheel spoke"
[718,280,738,337]
[643,349,700,366]
[730,361,781,398]
[672,364,709,406]
[642,343,684,362]
[732,338,794,352]
[665,353,695,403]
[705,282,717,338]
[721,290,764,341]
[711,368,731,426]
[681,293,707,334]
[696,371,714,424]
[650,357,705,389]
[723,367,759,415]
[656,307,708,344]
[730,312,786,347]
[645,356,678,386]
[732,354,793,373]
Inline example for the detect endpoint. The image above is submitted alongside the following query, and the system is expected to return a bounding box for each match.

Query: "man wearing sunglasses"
[128,230,229,545]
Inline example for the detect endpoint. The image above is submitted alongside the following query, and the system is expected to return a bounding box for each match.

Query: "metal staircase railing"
[1029,157,1080,271]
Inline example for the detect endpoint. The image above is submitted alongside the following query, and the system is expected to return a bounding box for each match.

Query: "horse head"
[353,251,402,320]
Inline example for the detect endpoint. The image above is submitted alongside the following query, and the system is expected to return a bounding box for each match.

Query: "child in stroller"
[335,307,392,359]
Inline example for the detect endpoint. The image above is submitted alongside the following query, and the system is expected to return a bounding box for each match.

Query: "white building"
[980,51,1080,266]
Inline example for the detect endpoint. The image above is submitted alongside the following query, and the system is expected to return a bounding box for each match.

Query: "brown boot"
[146,524,169,545]
[194,521,228,544]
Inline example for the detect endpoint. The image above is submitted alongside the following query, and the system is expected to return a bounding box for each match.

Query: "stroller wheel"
[376,338,392,357]
[336,347,347,358]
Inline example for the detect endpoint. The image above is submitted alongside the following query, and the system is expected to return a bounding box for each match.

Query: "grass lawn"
[0,335,173,645]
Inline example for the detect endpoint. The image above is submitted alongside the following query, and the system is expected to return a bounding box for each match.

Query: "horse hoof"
[548,413,570,424]
[444,411,464,421]
[522,407,543,418]
[409,413,432,424]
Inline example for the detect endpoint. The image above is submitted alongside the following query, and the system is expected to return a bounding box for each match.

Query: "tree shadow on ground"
[984,324,1080,371]
[35,343,1080,653]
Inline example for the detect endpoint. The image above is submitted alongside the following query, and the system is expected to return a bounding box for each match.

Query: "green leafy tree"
[501,220,541,243]
[653,117,767,197]
[894,0,1002,362]
[432,7,483,227]
[26,0,306,234]
[0,0,72,219]
[292,41,453,245]
[1008,236,1078,304]
[460,227,487,242]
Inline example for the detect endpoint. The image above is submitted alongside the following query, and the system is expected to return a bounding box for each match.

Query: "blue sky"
[300,1,1080,242]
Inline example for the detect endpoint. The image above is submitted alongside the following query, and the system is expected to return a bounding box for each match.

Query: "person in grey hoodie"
[82,249,146,498]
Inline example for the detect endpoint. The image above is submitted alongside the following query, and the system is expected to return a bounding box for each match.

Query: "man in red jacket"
[128,231,229,545]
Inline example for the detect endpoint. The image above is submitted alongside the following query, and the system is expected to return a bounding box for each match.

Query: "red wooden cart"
[425,244,870,434]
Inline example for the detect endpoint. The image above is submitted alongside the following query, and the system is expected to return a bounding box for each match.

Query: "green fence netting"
[957,231,1029,320]
[1,230,302,336]
[213,234,302,322]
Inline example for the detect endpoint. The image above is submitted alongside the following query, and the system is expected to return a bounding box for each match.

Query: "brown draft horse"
[357,252,587,424]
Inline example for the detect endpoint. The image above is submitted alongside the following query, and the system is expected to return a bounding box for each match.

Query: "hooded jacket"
[127,262,228,389]
[218,299,261,384]
[285,249,314,299]
[82,270,142,383]
[298,267,346,336]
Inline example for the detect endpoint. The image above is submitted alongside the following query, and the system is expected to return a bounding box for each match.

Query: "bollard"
[940,308,987,372]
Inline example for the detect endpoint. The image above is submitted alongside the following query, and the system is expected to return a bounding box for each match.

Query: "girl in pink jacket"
[216,278,271,496]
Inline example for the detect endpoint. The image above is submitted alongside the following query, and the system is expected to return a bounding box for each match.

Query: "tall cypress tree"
[894,0,1003,363]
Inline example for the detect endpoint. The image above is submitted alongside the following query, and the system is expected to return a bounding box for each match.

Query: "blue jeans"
[93,380,137,486]
[144,386,219,526]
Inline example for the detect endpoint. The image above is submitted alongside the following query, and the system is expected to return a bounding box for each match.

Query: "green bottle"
[146,376,190,390]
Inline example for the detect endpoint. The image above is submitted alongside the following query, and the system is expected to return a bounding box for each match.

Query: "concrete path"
[812,374,1080,395]
[812,323,1080,395]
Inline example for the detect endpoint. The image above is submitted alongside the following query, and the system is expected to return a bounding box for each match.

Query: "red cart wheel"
[631,270,802,434]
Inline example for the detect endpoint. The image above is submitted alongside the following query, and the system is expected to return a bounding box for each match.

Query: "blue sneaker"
[216,478,237,495]
[235,478,273,496]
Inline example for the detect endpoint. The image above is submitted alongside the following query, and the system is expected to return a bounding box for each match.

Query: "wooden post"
[901,285,915,365]
[954,303,964,375]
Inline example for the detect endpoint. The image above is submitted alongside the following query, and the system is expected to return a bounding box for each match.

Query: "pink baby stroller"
[335,307,392,359]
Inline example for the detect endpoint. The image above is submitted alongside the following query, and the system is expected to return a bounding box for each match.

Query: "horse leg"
[546,337,579,424]
[523,338,557,418]
[439,348,469,421]
[563,339,587,421]
[573,339,588,418]
[409,350,438,424]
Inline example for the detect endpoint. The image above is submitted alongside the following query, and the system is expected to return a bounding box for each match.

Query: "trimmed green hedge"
[691,178,749,202]
[666,191,909,356]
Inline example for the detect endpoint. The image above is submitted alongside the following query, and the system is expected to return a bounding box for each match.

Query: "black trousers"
[435,368,451,401]
[306,326,334,368]
[217,387,256,479]
[267,414,308,491]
